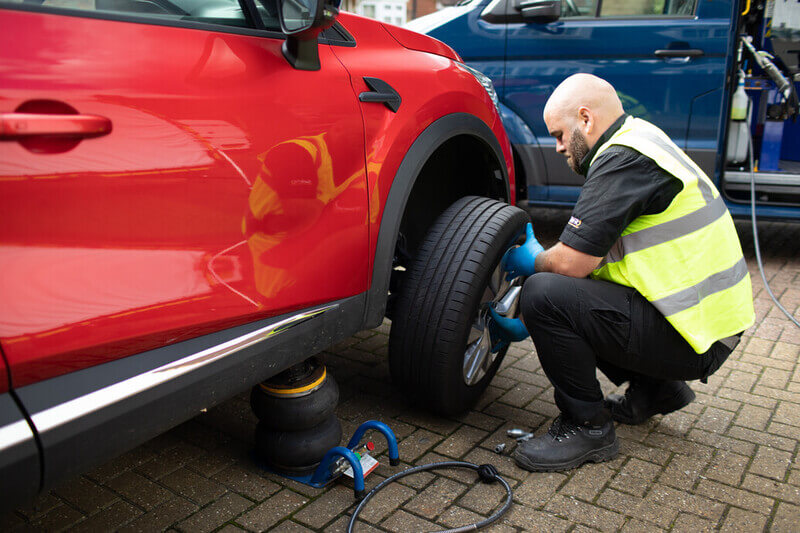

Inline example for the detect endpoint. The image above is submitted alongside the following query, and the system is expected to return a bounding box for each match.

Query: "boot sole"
[513,439,619,472]
[609,385,696,425]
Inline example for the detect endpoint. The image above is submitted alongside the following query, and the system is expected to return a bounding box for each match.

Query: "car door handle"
[358,77,402,113]
[0,112,112,139]
[654,49,704,58]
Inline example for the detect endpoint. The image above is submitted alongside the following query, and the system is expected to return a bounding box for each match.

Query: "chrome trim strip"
[0,419,35,452]
[724,171,800,186]
[30,304,338,434]
[651,257,749,316]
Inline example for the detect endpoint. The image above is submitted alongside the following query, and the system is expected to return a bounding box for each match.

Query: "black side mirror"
[514,0,561,22]
[277,0,338,70]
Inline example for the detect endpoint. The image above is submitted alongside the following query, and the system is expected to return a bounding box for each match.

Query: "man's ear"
[578,106,594,135]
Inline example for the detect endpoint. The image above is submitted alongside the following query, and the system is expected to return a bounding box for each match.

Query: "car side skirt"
[10,293,365,495]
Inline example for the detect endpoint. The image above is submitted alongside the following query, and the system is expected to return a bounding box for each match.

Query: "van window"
[599,0,695,16]
[562,0,598,17]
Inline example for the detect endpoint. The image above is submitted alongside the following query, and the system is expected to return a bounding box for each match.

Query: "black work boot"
[605,379,695,425]
[512,415,618,472]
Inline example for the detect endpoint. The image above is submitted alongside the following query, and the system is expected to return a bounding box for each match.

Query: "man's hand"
[487,307,530,352]
[502,223,544,280]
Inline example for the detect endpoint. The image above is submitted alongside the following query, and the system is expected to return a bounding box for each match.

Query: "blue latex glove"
[487,307,530,352]
[501,223,544,281]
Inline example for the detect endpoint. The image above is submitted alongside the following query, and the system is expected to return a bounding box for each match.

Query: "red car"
[0,0,526,506]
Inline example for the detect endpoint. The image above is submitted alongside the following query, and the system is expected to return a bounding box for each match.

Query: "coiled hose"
[347,461,513,533]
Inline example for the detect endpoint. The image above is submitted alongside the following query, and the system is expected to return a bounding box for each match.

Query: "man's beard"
[567,128,590,173]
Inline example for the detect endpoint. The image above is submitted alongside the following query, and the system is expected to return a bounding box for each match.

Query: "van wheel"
[389,196,529,415]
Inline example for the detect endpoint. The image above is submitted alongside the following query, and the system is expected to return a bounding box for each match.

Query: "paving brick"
[670,512,718,531]
[269,520,316,532]
[118,497,198,533]
[403,477,468,519]
[380,509,438,531]
[696,479,774,514]
[719,506,768,532]
[159,468,226,506]
[483,402,547,432]
[704,450,748,486]
[212,466,280,501]
[596,487,678,528]
[106,471,175,511]
[749,445,793,480]
[324,515,383,533]
[498,505,571,532]
[293,486,355,529]
[437,506,486,529]
[53,475,118,515]
[693,406,735,433]
[620,518,666,532]
[397,429,443,462]
[455,410,505,432]
[497,383,543,408]
[733,404,773,431]
[658,453,709,491]
[15,492,62,520]
[644,485,725,521]
[740,474,800,505]
[458,478,508,515]
[433,425,488,459]
[176,492,251,533]
[217,524,250,533]
[686,428,756,456]
[30,504,85,531]
[726,425,796,452]
[69,500,141,533]
[354,481,415,524]
[620,440,672,466]
[771,501,800,533]
[544,493,625,532]
[561,463,615,501]
[717,387,777,409]
[236,489,307,531]
[505,471,565,509]
[86,446,157,482]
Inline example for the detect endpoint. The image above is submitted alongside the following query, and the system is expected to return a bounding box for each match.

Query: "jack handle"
[347,420,400,467]
[311,447,366,499]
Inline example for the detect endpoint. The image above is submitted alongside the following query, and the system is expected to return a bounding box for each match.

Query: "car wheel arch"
[363,112,511,329]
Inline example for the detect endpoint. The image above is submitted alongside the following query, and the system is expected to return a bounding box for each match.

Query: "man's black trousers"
[519,273,734,424]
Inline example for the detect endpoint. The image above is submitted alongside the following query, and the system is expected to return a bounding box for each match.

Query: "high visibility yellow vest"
[591,117,754,353]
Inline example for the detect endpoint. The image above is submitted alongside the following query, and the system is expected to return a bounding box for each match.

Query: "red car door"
[0,3,368,388]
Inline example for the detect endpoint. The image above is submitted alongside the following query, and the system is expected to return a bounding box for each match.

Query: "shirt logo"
[568,216,582,229]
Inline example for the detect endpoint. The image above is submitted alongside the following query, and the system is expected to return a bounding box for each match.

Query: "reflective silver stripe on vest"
[603,195,728,265]
[634,127,715,204]
[650,257,749,316]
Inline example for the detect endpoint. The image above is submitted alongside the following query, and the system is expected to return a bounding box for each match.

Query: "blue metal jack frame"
[264,420,399,500]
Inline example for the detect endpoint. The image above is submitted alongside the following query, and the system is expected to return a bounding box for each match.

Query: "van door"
[502,0,735,200]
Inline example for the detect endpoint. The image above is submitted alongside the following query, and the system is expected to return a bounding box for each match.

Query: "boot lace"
[547,416,579,442]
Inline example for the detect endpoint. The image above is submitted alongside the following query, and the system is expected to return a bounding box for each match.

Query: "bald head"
[543,74,625,151]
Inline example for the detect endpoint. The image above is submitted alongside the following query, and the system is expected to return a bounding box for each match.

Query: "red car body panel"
[0,10,371,388]
[331,14,515,282]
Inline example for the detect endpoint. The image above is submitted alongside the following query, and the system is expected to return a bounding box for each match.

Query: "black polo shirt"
[559,115,684,258]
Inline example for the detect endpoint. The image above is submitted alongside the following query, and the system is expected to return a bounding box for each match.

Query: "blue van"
[409,0,800,220]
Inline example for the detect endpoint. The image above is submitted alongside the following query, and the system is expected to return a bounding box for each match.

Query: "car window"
[599,0,696,16]
[1,0,282,30]
[561,0,598,17]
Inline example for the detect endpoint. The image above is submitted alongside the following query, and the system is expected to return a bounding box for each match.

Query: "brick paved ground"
[3,209,799,532]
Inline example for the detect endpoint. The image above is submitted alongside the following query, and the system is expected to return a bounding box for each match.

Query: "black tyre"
[255,414,342,475]
[389,196,529,415]
[250,372,339,431]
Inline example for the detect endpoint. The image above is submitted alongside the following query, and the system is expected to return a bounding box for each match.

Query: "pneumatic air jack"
[261,420,400,500]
